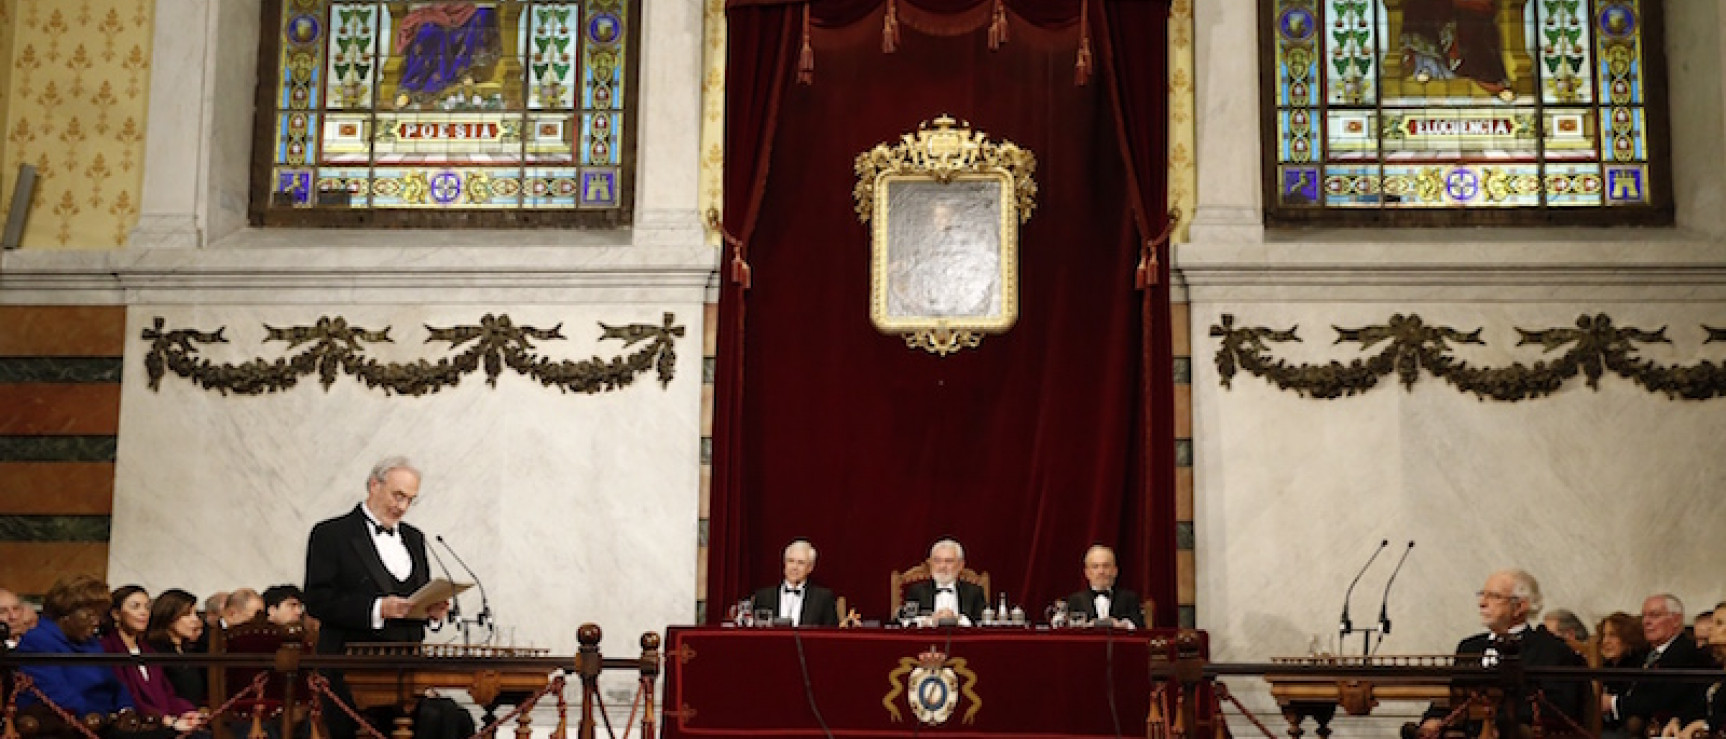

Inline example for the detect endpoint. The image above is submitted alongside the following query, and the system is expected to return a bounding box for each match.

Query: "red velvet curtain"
[711,0,1173,626]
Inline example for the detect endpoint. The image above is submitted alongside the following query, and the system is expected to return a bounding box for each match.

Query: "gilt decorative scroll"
[1212,313,1726,401]
[142,313,682,397]
[854,116,1038,355]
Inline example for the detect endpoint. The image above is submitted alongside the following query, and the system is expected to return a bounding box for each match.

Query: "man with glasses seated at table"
[1414,569,1584,739]
[903,538,986,626]
[751,539,839,627]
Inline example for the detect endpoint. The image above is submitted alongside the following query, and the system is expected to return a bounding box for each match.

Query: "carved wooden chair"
[889,562,991,616]
[209,620,321,739]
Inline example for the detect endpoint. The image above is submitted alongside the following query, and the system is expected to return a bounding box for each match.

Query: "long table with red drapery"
[662,626,1210,739]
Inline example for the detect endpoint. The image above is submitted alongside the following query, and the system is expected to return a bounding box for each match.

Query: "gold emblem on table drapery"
[883,647,981,725]
[854,116,1037,356]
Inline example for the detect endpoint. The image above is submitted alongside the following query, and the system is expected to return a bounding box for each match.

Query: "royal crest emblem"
[883,647,981,726]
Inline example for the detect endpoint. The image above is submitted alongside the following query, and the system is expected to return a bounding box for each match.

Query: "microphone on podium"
[427,539,461,621]
[1339,539,1388,646]
[437,535,492,629]
[1376,540,1415,638]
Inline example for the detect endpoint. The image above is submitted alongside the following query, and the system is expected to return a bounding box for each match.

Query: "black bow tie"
[374,524,396,536]
[783,587,802,595]
[1093,589,1112,597]
[936,586,954,594]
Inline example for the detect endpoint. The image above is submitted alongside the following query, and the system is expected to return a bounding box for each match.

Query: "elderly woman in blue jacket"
[15,574,135,718]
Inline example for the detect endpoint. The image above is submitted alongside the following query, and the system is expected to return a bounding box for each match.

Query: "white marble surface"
[108,303,704,655]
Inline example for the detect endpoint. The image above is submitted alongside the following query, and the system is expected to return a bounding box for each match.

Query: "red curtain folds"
[711,0,1173,626]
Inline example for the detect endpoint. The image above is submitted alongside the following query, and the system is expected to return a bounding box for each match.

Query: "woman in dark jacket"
[143,588,206,706]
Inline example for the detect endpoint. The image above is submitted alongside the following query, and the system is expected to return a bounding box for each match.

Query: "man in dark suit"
[751,539,839,627]
[1602,593,1713,733]
[1063,545,1145,629]
[304,457,450,739]
[1417,569,1585,739]
[903,538,986,625]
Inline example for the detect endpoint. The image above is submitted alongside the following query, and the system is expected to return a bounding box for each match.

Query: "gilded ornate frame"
[854,116,1037,355]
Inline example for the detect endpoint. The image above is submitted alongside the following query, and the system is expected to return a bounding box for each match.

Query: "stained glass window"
[1264,0,1668,224]
[252,0,637,227]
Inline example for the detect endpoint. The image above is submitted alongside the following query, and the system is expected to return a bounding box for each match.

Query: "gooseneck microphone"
[1376,540,1415,639]
[437,535,492,630]
[1339,539,1388,646]
[426,540,461,622]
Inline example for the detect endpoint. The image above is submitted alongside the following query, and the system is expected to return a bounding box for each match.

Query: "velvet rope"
[306,673,389,739]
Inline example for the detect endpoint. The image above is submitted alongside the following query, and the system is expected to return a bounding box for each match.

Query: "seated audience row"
[6,575,310,728]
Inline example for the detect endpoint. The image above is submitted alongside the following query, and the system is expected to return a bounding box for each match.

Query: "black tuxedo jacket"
[904,579,987,624]
[751,582,840,627]
[303,504,434,657]
[1064,587,1147,628]
[1618,632,1714,724]
[1424,626,1585,731]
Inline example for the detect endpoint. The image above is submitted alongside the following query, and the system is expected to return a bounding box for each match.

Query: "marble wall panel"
[109,303,705,654]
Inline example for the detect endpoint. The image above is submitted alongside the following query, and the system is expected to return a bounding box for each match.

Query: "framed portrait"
[854,116,1037,355]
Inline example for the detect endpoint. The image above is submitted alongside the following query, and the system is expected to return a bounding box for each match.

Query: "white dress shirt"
[930,582,973,626]
[778,582,805,626]
[362,506,412,629]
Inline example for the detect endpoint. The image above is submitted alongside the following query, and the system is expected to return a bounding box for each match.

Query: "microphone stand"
[1372,541,1416,655]
[427,539,473,646]
[1339,539,1387,656]
[437,535,494,646]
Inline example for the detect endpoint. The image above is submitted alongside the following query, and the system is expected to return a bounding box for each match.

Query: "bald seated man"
[1063,545,1145,628]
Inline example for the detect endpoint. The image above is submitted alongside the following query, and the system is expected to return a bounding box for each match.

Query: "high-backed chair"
[889,562,990,616]
[209,620,320,739]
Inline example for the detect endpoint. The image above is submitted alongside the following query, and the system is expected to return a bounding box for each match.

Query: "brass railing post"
[575,624,601,739]
[637,633,660,739]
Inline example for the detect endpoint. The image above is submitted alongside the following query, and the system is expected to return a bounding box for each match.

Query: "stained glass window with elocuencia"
[1264,0,1669,225]
[252,0,637,227]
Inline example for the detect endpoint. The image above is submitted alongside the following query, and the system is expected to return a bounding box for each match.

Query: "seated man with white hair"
[903,538,986,625]
[751,539,839,627]
[1416,569,1585,739]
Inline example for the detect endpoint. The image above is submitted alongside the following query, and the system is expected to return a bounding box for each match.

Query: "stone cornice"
[0,245,721,305]
[1174,235,1726,302]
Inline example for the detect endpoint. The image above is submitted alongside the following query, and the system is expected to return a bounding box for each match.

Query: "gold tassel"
[1075,0,1093,85]
[988,0,1008,50]
[797,2,814,84]
[882,0,900,53]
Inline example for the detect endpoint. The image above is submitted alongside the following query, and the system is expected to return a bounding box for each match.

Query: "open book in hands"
[406,578,472,619]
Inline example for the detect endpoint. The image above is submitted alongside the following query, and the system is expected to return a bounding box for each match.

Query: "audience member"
[202,592,228,630]
[99,586,200,728]
[1670,605,1726,739]
[1417,569,1584,739]
[1543,607,1590,655]
[1697,609,1716,652]
[222,588,264,627]
[15,575,135,717]
[1602,594,1711,734]
[144,588,207,706]
[0,587,30,646]
[262,584,306,627]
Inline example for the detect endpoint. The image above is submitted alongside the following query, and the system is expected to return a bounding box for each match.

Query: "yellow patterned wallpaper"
[1168,0,1194,243]
[0,0,152,249]
[698,0,725,248]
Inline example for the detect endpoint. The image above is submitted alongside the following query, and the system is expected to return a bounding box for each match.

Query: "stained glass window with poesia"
[253,0,637,227]
[1265,0,1667,224]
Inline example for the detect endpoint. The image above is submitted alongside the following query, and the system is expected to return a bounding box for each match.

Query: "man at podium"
[304,457,451,739]
[751,539,839,627]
